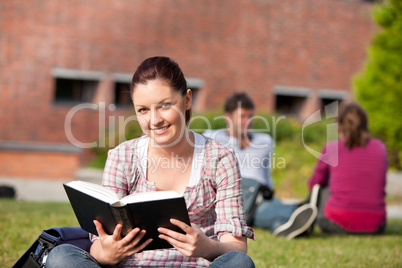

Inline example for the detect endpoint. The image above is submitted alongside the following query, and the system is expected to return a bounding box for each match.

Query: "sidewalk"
[384,171,402,219]
[1,169,402,219]
[0,168,103,202]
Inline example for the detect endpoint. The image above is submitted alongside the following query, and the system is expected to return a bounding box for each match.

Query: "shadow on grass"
[305,218,402,238]
[384,220,402,235]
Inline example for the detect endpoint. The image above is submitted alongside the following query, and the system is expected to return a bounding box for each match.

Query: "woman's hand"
[159,219,248,262]
[90,220,153,266]
[158,219,215,260]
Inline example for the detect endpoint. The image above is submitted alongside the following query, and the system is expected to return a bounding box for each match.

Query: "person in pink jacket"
[309,102,388,234]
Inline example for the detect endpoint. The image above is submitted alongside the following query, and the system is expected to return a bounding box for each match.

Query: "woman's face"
[133,79,192,147]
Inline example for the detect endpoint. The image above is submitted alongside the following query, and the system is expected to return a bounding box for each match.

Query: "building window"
[52,68,104,104]
[111,74,204,110]
[112,84,201,108]
[319,89,349,115]
[186,78,204,112]
[273,86,310,116]
[321,98,341,113]
[113,73,132,108]
[275,95,307,115]
[114,82,132,107]
[189,86,199,104]
[54,78,98,103]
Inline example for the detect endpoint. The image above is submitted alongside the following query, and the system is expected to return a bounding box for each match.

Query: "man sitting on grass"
[203,92,319,239]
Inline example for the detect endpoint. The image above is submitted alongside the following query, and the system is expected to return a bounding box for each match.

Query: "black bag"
[12,226,92,268]
[0,185,16,198]
[242,178,274,226]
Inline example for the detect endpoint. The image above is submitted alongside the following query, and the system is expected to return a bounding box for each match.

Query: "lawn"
[3,117,401,267]
[1,199,401,267]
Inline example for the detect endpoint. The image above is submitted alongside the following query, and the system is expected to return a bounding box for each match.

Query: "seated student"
[202,93,275,225]
[203,93,274,190]
[308,102,387,235]
[203,93,319,239]
[46,56,255,267]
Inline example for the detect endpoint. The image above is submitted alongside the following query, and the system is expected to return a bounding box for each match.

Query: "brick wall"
[0,0,376,174]
[0,142,81,179]
[0,151,79,179]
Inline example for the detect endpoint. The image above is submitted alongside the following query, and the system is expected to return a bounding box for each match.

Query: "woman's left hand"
[158,219,214,259]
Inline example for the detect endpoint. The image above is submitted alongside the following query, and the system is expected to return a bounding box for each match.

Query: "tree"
[354,0,402,169]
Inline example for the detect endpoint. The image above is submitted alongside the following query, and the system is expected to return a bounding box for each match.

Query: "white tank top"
[137,131,206,191]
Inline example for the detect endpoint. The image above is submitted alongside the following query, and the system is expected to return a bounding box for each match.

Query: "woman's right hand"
[90,220,153,266]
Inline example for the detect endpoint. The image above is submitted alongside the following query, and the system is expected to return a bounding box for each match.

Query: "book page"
[66,181,119,204]
[120,190,181,204]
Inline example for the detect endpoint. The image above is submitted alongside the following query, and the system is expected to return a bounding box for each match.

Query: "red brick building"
[0,0,376,179]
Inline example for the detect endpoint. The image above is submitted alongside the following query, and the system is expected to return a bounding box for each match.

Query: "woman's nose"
[150,109,163,126]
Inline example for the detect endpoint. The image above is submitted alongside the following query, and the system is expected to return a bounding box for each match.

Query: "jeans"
[317,216,386,235]
[242,178,265,226]
[209,250,255,268]
[316,188,386,235]
[46,244,255,268]
[253,198,298,232]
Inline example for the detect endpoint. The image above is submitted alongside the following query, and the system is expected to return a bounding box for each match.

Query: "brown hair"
[338,102,369,149]
[131,56,191,125]
[224,92,255,113]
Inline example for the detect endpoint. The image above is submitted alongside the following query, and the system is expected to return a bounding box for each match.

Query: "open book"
[63,181,190,251]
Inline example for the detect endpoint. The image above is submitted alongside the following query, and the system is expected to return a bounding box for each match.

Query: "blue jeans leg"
[253,198,298,232]
[209,251,255,268]
[47,245,254,268]
[46,244,105,268]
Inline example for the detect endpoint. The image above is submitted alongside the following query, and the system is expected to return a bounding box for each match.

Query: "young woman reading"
[46,56,255,268]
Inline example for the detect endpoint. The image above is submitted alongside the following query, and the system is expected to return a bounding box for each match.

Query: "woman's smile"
[151,125,171,135]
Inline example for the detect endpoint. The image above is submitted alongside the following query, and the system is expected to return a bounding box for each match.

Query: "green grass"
[0,200,78,267]
[250,225,402,267]
[1,199,401,267]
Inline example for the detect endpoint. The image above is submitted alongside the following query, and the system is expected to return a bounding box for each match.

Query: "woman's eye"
[138,108,147,114]
[161,103,171,109]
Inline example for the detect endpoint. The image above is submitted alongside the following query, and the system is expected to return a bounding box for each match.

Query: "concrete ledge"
[0,141,81,154]
[51,67,105,81]
[274,85,312,97]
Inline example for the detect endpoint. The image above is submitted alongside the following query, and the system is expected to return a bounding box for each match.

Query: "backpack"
[242,178,274,226]
[12,226,91,268]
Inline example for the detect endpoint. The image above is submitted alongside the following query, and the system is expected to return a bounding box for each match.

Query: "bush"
[353,0,402,169]
[90,120,143,169]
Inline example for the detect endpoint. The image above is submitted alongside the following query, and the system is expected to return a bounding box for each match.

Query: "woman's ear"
[185,89,192,110]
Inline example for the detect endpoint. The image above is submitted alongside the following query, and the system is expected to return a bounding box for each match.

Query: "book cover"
[63,181,190,251]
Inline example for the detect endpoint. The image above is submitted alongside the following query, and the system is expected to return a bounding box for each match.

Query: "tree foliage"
[354,0,402,169]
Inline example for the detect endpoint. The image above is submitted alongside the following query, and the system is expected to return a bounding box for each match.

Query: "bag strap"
[12,227,91,268]
[43,227,92,252]
[38,233,58,262]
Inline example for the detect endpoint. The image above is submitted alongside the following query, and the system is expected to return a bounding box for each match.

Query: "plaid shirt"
[93,135,254,267]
